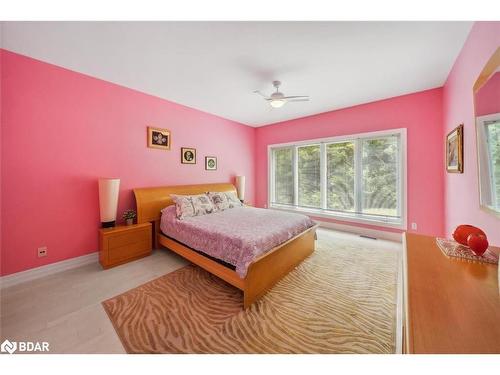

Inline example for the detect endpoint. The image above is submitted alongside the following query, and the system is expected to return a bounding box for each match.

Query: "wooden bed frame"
[133,182,318,308]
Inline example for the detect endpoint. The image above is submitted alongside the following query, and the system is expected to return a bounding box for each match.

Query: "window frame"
[267,128,407,229]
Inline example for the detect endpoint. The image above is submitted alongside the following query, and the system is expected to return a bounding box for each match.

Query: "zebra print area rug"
[102,231,400,353]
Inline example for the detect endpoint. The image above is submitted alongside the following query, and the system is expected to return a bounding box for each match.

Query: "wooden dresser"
[99,222,152,269]
[403,233,500,353]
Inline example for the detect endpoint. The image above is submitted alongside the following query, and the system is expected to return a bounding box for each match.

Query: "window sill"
[269,204,407,230]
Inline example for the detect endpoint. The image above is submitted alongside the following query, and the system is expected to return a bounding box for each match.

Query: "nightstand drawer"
[99,222,152,269]
[108,229,149,249]
[108,241,150,263]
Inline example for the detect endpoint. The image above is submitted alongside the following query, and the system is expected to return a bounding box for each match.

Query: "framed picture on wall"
[205,156,217,170]
[446,124,463,173]
[147,126,171,150]
[181,147,196,164]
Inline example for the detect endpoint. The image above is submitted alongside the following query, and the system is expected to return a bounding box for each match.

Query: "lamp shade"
[235,175,246,202]
[98,178,120,228]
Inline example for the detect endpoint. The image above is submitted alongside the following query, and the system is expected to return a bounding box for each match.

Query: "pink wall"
[443,21,500,247]
[0,50,255,276]
[255,88,445,237]
[475,72,500,117]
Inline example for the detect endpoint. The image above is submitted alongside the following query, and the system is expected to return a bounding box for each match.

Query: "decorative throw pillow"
[207,191,231,211]
[171,193,216,220]
[224,191,243,208]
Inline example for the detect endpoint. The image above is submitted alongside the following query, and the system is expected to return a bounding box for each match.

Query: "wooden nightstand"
[99,222,152,269]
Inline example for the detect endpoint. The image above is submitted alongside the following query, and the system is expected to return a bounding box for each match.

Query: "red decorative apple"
[453,225,486,246]
[467,233,489,256]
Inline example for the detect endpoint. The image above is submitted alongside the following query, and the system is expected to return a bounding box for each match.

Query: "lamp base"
[101,221,116,228]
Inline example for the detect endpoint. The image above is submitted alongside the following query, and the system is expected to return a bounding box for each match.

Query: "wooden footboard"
[156,224,318,308]
[243,224,318,308]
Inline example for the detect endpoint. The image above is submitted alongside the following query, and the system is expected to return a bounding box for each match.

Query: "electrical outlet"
[37,246,47,258]
[411,222,417,230]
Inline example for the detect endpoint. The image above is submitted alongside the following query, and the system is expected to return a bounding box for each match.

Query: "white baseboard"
[1,252,99,289]
[316,219,403,242]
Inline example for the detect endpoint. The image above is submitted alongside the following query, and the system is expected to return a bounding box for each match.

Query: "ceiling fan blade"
[286,98,310,102]
[253,90,270,99]
[282,95,310,100]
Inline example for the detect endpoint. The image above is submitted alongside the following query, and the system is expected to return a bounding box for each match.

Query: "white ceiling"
[1,21,472,127]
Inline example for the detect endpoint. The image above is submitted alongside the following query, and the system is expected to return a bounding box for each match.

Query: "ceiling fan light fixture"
[270,99,285,108]
[255,81,308,109]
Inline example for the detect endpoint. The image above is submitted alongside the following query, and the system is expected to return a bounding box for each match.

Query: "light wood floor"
[0,229,401,354]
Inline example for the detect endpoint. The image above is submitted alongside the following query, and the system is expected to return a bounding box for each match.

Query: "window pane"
[298,145,321,208]
[326,142,355,212]
[273,147,294,205]
[486,122,500,209]
[361,136,399,217]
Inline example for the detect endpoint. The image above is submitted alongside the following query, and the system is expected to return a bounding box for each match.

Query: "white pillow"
[170,193,216,220]
[224,191,243,208]
[207,191,231,211]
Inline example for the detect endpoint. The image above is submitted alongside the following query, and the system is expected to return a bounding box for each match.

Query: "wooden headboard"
[133,182,237,224]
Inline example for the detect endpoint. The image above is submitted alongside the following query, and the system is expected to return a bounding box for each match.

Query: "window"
[361,136,399,218]
[326,141,355,212]
[298,145,321,208]
[273,147,294,205]
[269,130,406,228]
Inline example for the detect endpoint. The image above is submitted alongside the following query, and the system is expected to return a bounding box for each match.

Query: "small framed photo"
[147,127,171,150]
[181,147,196,164]
[446,124,464,173]
[205,156,217,170]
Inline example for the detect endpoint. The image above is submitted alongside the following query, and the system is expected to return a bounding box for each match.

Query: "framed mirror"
[474,47,500,217]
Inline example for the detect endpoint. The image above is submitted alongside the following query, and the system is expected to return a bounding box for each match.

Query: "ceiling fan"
[254,81,310,108]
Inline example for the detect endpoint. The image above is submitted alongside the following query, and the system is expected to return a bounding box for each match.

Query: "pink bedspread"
[160,206,316,278]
